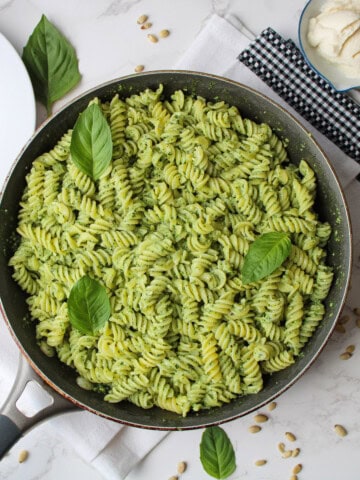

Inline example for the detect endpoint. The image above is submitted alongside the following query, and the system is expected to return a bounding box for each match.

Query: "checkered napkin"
[238,28,360,162]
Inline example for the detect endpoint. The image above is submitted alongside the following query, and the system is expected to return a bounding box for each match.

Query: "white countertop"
[1,1,360,479]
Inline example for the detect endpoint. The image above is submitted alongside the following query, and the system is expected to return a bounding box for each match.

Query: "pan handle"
[0,353,76,460]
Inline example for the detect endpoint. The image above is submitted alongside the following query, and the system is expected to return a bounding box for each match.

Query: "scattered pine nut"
[356,317,360,328]
[159,29,170,38]
[39,341,55,357]
[177,461,187,474]
[137,14,148,24]
[285,432,296,442]
[18,450,29,463]
[335,324,346,333]
[334,424,347,437]
[76,376,93,391]
[353,307,360,316]
[282,450,292,459]
[267,401,277,411]
[346,344,356,353]
[292,447,301,457]
[338,315,350,325]
[290,476,298,480]
[134,65,145,73]
[248,425,262,434]
[147,34,158,43]
[278,442,286,453]
[141,22,152,30]
[168,476,178,480]
[254,459,267,466]
[292,464,302,474]
[339,352,352,360]
[254,413,268,423]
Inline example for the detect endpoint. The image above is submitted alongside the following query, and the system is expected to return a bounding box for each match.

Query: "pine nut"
[159,29,170,38]
[285,432,296,442]
[76,376,93,390]
[334,424,347,437]
[278,442,286,453]
[137,14,148,24]
[290,476,298,480]
[254,413,268,423]
[292,447,301,457]
[339,352,352,360]
[18,450,29,463]
[140,22,152,30]
[282,450,292,458]
[353,307,360,316]
[134,65,145,73]
[293,464,302,474]
[168,476,178,480]
[346,344,356,353]
[177,461,187,474]
[267,401,277,411]
[147,34,158,43]
[254,459,267,466]
[335,324,345,333]
[248,425,262,433]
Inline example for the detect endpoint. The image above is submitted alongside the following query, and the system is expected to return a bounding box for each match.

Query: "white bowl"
[298,0,360,92]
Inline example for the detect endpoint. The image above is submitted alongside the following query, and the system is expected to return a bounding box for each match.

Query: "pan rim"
[0,69,353,430]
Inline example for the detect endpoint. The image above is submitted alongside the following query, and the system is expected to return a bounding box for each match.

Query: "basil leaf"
[199,426,236,479]
[70,103,113,180]
[68,276,111,335]
[22,14,81,115]
[242,232,291,284]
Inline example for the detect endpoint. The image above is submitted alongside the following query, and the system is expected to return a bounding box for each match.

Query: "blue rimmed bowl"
[298,0,360,92]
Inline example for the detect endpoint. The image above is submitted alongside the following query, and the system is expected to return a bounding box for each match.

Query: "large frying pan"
[0,71,352,458]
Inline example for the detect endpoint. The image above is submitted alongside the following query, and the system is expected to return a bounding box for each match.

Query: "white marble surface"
[1,1,360,479]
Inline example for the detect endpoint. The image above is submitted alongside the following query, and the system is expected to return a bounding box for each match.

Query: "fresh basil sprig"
[70,103,113,180]
[242,231,291,284]
[200,426,236,479]
[22,14,81,115]
[68,276,111,335]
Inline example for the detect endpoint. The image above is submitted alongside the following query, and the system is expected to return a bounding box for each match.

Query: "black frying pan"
[0,71,352,458]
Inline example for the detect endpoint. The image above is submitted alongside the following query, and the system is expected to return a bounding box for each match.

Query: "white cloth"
[1,13,360,480]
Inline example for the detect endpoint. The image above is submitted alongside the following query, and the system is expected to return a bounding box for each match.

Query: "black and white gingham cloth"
[238,28,360,162]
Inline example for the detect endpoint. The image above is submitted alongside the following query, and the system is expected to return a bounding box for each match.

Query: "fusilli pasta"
[10,85,333,416]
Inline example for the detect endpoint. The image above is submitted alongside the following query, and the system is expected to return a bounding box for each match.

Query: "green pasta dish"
[10,85,333,416]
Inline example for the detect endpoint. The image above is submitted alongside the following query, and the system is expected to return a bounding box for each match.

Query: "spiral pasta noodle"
[10,85,333,416]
